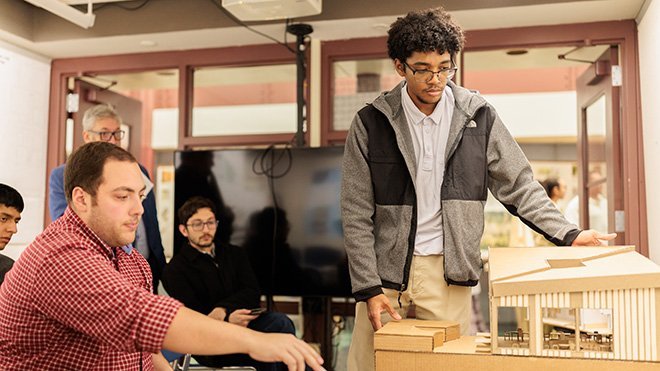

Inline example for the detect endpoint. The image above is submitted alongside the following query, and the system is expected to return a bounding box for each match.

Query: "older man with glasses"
[48,104,166,294]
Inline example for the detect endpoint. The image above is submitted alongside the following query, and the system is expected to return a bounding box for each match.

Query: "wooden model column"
[527,295,538,355]
[656,288,660,359]
[490,297,499,354]
[571,292,582,355]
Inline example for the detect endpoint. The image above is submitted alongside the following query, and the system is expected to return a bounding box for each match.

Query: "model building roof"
[488,246,660,297]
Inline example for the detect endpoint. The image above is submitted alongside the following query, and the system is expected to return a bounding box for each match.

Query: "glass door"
[576,46,624,244]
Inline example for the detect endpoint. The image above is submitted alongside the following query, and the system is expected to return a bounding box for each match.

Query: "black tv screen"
[174,146,351,297]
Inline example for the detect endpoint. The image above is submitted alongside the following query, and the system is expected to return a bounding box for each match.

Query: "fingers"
[251,333,325,371]
[242,314,257,325]
[368,309,383,331]
[291,338,325,371]
[279,336,325,371]
[596,232,617,241]
[280,349,297,371]
[286,346,305,371]
[367,294,401,331]
[573,230,618,246]
[229,314,255,327]
[232,310,257,326]
[591,231,616,246]
[384,301,402,321]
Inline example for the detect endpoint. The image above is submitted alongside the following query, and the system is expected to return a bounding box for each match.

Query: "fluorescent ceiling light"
[25,0,96,29]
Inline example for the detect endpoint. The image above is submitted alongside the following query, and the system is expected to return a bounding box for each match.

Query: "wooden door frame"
[576,46,624,244]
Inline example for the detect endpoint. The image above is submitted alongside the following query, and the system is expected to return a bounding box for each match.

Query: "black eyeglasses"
[403,61,458,83]
[88,129,125,142]
[186,220,219,231]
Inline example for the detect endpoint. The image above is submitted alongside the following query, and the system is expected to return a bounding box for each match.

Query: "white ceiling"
[0,0,649,59]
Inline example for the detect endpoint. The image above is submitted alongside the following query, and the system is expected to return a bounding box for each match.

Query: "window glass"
[332,58,402,131]
[192,64,297,136]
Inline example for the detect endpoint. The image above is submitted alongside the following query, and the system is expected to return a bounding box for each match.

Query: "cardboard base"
[375,337,660,371]
[373,319,460,352]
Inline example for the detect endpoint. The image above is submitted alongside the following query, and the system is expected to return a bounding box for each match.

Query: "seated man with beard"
[163,196,298,371]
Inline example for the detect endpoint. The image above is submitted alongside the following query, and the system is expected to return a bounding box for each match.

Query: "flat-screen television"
[174,146,351,297]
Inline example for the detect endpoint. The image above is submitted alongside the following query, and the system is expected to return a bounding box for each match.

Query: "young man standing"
[0,142,324,370]
[341,8,616,371]
[0,183,23,284]
[163,196,296,370]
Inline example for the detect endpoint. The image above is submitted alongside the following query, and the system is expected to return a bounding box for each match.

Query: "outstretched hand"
[247,332,326,371]
[572,230,617,246]
[366,294,402,331]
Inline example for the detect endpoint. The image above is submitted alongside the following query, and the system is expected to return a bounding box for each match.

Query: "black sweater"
[162,242,260,316]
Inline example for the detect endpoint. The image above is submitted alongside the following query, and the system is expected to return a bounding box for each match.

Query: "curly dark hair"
[387,7,465,63]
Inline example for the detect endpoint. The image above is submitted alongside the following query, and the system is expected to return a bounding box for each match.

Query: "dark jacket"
[162,242,260,316]
[0,254,14,285]
[341,81,581,301]
[138,163,167,292]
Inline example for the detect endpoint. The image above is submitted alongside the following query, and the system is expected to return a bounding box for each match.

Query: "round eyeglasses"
[186,220,219,231]
[403,62,457,83]
[88,129,125,142]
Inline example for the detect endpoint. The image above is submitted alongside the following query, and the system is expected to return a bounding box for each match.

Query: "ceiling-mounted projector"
[222,0,322,21]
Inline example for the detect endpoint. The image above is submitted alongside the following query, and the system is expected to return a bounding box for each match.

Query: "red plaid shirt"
[0,208,182,370]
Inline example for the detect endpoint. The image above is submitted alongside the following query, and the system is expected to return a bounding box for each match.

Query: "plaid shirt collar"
[60,206,130,262]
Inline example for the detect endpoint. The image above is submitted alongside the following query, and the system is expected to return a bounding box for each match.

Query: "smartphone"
[249,307,266,315]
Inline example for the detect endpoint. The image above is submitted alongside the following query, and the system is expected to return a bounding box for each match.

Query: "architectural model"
[488,245,660,361]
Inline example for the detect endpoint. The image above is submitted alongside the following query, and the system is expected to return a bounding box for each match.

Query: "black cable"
[208,0,295,54]
[268,148,279,307]
[251,143,294,306]
[251,143,293,180]
[93,0,152,11]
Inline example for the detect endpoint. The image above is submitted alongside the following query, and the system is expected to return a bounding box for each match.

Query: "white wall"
[638,0,660,264]
[0,42,50,260]
[151,104,298,150]
[483,91,578,138]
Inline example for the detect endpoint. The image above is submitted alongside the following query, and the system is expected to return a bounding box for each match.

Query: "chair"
[171,353,191,371]
[170,353,256,371]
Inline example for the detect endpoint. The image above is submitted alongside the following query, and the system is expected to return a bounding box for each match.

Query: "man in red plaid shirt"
[0,142,324,371]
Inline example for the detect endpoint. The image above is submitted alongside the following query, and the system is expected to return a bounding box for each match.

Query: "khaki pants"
[347,255,472,371]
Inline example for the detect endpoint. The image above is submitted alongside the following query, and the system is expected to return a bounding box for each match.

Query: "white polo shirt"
[401,83,454,255]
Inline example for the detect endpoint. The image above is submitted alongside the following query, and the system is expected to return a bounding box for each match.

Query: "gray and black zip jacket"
[341,81,582,302]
